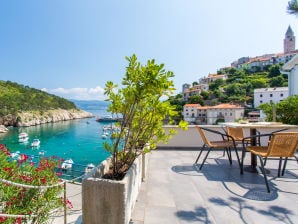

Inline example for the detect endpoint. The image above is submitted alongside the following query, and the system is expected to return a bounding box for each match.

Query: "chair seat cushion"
[246,146,268,157]
[210,140,236,148]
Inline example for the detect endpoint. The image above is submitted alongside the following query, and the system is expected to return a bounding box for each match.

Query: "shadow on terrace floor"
[131,149,298,224]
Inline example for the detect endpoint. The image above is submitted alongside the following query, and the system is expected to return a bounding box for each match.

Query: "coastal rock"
[0,125,8,133]
[13,109,93,127]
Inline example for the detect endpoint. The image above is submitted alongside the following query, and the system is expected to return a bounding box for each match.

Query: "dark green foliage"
[258,95,298,125]
[0,80,77,116]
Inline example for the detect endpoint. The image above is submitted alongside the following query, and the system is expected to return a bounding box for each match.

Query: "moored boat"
[31,139,40,147]
[61,159,74,170]
[96,115,121,123]
[18,136,29,143]
[85,163,95,173]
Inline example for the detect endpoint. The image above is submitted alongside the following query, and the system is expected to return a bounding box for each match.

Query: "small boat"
[96,115,121,123]
[18,132,28,138]
[85,163,95,173]
[31,139,40,147]
[39,150,45,156]
[61,159,74,170]
[18,136,29,143]
[10,151,21,159]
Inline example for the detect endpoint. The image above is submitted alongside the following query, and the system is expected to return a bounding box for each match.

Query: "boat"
[18,132,29,143]
[10,151,21,159]
[31,139,40,147]
[18,132,28,138]
[61,159,74,170]
[18,136,29,143]
[96,115,121,123]
[85,163,95,173]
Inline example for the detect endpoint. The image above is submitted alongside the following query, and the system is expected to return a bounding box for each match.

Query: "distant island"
[0,80,93,129]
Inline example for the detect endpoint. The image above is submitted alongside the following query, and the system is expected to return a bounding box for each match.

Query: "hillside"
[0,81,93,127]
[0,80,77,116]
[167,64,288,121]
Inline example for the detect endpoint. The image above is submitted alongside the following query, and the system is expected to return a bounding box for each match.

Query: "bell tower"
[284,25,295,53]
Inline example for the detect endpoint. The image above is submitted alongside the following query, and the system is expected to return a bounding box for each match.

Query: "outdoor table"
[221,122,298,173]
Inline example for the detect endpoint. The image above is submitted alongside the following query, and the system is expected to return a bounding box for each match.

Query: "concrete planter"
[82,154,145,224]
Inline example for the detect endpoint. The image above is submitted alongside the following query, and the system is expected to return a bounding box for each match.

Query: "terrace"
[51,125,298,224]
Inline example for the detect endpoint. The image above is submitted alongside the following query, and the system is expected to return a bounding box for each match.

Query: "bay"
[0,101,113,179]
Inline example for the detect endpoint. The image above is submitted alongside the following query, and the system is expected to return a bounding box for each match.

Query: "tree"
[268,64,281,78]
[277,95,298,124]
[200,90,210,100]
[192,81,198,86]
[209,79,224,91]
[250,78,268,89]
[188,94,204,105]
[269,75,286,87]
[258,95,298,124]
[103,55,187,179]
[288,0,298,15]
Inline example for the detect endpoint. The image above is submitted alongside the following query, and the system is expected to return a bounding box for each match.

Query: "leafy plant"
[0,144,66,223]
[103,55,187,180]
[258,95,298,124]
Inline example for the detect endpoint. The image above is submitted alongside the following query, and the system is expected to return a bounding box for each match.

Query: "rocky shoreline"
[0,109,93,131]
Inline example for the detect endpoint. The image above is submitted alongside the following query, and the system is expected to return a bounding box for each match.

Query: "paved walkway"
[50,149,298,223]
[49,182,82,224]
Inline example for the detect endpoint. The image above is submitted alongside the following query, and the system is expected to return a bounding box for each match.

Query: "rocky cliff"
[0,109,93,128]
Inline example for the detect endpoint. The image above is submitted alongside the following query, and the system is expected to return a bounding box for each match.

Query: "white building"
[183,104,201,123]
[254,87,289,108]
[282,54,298,96]
[183,103,244,125]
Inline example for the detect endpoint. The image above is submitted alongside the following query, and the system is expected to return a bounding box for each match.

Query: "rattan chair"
[195,126,240,170]
[241,132,298,193]
[226,126,252,146]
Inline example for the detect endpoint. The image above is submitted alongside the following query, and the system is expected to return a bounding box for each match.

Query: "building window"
[191,113,195,118]
[186,113,189,116]
[260,100,263,104]
[270,94,273,97]
[260,94,263,97]
[230,113,232,116]
[280,93,283,97]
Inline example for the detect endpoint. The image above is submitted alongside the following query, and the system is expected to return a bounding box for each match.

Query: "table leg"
[243,128,258,173]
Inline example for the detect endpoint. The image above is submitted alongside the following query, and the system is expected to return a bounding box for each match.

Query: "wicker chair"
[241,132,298,193]
[226,126,252,146]
[195,126,240,170]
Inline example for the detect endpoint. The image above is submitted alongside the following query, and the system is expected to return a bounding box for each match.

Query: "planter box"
[82,154,144,224]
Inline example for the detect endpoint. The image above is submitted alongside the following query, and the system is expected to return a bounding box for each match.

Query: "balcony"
[51,125,298,223]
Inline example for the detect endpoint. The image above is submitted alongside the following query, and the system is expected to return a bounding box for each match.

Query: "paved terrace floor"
[50,148,298,224]
[130,149,298,224]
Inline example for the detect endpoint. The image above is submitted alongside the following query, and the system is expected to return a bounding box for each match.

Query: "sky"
[0,0,297,100]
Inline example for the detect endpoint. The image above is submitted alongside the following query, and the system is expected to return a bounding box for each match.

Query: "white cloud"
[43,86,106,100]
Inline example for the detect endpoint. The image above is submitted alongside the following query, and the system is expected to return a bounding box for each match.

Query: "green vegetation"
[167,64,288,119]
[258,95,298,125]
[0,81,77,116]
[103,55,187,179]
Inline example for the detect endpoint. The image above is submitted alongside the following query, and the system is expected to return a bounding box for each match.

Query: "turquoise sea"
[0,101,112,179]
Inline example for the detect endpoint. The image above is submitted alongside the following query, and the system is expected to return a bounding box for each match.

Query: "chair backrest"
[267,132,298,157]
[196,127,211,146]
[226,126,244,141]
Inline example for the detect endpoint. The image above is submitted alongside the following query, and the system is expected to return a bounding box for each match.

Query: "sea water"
[0,101,113,179]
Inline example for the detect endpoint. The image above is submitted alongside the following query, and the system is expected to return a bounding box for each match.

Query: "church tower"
[284,25,295,53]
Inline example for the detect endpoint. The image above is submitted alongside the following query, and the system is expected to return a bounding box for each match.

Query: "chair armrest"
[242,133,273,148]
[199,126,236,144]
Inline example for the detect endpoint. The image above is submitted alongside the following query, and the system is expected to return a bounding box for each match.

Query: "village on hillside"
[181,26,298,125]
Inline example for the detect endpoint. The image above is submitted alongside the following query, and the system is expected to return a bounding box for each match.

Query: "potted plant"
[82,54,187,224]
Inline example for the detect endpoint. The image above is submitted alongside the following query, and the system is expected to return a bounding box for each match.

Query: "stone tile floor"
[130,149,298,224]
[50,148,298,224]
